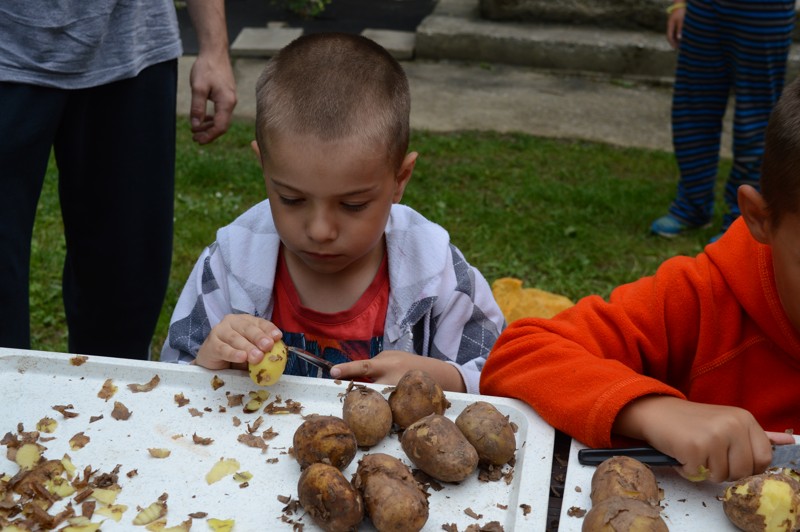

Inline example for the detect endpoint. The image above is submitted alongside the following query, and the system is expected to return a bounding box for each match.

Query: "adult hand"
[189,52,237,144]
[330,350,467,392]
[195,314,282,370]
[186,0,237,144]
[666,4,686,50]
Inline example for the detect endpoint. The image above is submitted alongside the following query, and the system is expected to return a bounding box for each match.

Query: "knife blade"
[286,346,335,370]
[578,444,800,469]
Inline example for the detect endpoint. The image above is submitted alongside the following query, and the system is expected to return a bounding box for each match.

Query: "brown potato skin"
[454,401,516,466]
[590,456,661,506]
[352,453,429,532]
[581,496,668,532]
[401,414,479,482]
[342,384,392,447]
[293,415,358,470]
[388,369,448,429]
[297,462,364,532]
[722,469,800,532]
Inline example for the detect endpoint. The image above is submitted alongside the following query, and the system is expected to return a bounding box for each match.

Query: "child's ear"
[739,184,772,244]
[392,151,417,203]
[250,140,263,166]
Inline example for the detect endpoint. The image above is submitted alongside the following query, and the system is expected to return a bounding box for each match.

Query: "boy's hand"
[614,396,774,482]
[666,4,686,49]
[330,350,467,392]
[195,315,282,370]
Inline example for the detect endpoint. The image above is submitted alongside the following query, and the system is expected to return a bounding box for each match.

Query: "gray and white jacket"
[160,200,505,394]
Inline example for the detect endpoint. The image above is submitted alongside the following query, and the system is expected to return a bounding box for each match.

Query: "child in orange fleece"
[481,74,800,484]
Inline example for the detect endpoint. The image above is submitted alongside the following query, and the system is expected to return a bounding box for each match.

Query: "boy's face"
[260,133,415,277]
[771,210,800,334]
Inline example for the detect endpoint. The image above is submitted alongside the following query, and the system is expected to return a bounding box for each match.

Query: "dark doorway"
[178,0,437,54]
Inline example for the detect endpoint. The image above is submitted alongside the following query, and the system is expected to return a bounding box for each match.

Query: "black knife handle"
[578,447,681,466]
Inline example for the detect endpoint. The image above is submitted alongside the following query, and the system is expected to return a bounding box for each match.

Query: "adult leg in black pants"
[0,84,64,350]
[55,60,178,360]
[0,59,177,360]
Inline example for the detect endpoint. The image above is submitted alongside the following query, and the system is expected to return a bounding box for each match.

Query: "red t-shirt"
[271,249,389,377]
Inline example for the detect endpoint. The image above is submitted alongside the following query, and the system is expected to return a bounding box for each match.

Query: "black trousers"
[0,60,177,359]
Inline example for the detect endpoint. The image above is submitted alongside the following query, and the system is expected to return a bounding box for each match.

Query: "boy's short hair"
[255,32,410,169]
[760,74,800,227]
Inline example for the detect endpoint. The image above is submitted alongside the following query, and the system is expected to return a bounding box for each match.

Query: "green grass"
[31,119,731,355]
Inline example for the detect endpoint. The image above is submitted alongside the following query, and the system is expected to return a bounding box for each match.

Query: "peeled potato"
[248,339,288,386]
[723,468,800,532]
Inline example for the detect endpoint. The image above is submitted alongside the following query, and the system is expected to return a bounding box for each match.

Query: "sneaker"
[650,214,709,239]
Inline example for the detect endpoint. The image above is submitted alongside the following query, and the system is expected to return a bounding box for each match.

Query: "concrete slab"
[230,27,303,57]
[416,14,677,77]
[361,29,416,60]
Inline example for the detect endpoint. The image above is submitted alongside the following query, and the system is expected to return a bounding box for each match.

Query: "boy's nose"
[306,210,337,242]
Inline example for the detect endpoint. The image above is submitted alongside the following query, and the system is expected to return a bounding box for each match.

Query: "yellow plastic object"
[491,277,574,323]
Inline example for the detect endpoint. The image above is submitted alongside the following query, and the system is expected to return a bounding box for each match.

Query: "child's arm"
[330,351,467,392]
[614,395,777,482]
[195,314,282,370]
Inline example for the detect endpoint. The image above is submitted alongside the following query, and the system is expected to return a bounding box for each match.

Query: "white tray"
[558,439,748,530]
[1,348,555,531]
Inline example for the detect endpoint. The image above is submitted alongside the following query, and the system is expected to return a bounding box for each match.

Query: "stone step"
[478,0,800,39]
[415,0,800,79]
[416,14,677,77]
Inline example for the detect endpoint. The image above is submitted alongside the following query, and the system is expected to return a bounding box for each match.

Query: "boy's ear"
[738,184,772,244]
[392,151,418,203]
[250,140,263,166]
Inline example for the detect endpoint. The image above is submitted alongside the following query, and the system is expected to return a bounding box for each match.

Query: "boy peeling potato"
[160,33,505,393]
[481,74,800,482]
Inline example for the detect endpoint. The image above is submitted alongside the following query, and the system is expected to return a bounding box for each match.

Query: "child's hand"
[614,396,774,482]
[666,4,686,49]
[195,315,282,370]
[330,350,467,392]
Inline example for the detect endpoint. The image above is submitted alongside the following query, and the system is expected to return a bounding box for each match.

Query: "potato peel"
[94,504,128,522]
[207,518,235,531]
[128,375,161,393]
[205,458,241,485]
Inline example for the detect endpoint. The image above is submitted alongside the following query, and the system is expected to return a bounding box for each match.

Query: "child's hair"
[255,32,410,170]
[760,74,800,228]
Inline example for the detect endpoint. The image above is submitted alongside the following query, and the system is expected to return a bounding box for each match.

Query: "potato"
[455,401,516,466]
[590,456,662,506]
[400,414,478,483]
[248,339,288,386]
[388,369,448,429]
[581,496,668,532]
[297,462,364,532]
[293,415,358,470]
[342,383,392,447]
[722,468,800,532]
[352,453,429,532]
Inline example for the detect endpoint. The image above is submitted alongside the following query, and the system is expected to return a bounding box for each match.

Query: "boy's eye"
[279,196,303,206]
[342,202,367,212]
